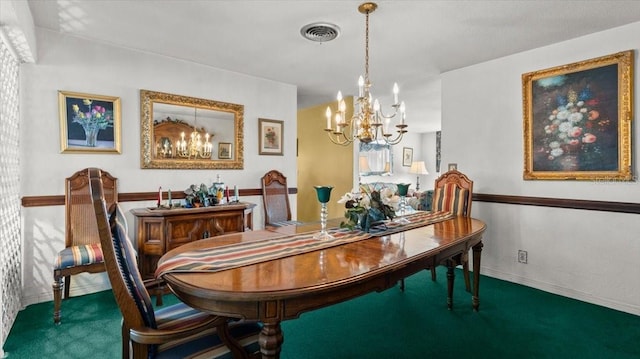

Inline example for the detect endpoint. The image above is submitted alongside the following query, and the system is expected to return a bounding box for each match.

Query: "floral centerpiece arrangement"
[184,183,213,207]
[71,99,114,147]
[338,185,399,232]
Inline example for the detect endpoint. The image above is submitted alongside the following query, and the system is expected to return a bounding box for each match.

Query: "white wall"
[441,22,640,314]
[20,29,298,306]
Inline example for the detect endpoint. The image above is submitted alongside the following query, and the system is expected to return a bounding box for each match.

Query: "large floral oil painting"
[59,91,121,153]
[523,51,633,180]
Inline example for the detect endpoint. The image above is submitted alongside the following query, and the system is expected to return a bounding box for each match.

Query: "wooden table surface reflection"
[158,216,486,359]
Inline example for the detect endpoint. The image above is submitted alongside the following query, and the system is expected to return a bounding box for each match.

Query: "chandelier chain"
[364,11,370,84]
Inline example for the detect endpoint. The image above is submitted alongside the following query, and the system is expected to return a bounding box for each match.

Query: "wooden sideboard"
[131,202,255,279]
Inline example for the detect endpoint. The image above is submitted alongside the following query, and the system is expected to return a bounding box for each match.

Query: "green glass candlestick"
[394,183,410,224]
[314,186,334,239]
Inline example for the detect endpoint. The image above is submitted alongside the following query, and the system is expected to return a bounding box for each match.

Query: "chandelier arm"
[381,130,406,145]
[375,107,400,120]
[325,129,354,146]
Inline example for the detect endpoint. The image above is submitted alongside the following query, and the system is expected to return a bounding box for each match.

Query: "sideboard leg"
[259,321,283,359]
[472,241,483,311]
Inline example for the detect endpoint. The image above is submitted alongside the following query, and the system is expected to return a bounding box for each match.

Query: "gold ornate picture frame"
[522,50,633,181]
[139,89,244,169]
[59,91,121,153]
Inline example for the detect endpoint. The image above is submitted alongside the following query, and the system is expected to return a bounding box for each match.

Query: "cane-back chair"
[261,170,300,228]
[89,168,261,359]
[53,168,117,324]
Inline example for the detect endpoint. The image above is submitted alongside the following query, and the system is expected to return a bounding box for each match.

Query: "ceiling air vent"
[300,22,341,43]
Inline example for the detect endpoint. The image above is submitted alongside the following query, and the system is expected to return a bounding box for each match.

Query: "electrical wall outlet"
[518,250,528,264]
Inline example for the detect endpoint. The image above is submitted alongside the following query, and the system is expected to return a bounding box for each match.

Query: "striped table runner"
[155,211,454,278]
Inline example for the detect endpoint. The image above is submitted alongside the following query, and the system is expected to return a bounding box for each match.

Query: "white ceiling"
[27,0,640,133]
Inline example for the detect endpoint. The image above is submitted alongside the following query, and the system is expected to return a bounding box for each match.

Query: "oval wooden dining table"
[157,216,486,359]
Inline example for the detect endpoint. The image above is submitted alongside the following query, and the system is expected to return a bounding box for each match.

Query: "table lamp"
[409,161,429,191]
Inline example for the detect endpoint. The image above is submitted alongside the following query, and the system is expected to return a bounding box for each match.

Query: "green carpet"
[4,268,639,358]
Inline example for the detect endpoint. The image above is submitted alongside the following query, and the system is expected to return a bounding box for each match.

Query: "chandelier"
[176,108,213,159]
[324,2,407,146]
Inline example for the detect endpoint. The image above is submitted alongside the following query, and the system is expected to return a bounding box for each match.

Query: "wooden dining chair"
[432,170,474,289]
[400,170,474,293]
[88,168,262,359]
[261,169,300,228]
[52,168,117,324]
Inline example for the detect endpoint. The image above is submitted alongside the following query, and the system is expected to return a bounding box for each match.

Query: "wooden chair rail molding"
[21,188,297,207]
[472,194,640,214]
[22,191,639,214]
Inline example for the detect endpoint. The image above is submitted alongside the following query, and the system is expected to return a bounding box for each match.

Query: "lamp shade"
[409,161,428,175]
[359,156,371,172]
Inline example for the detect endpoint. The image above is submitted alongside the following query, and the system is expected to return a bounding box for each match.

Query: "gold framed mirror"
[140,90,244,169]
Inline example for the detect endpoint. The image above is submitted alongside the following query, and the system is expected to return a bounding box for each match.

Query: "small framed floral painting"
[218,142,232,159]
[58,91,121,153]
[522,50,633,180]
[258,118,283,155]
[402,147,413,167]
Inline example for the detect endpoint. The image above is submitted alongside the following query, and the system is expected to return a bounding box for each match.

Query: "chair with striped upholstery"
[53,168,117,324]
[88,168,261,359]
[432,169,474,292]
[399,170,474,293]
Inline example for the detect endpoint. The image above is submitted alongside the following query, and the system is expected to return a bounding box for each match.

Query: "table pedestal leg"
[472,241,483,311]
[259,321,283,359]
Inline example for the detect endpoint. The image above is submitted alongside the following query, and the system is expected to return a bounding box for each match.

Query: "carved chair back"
[261,170,292,226]
[432,169,473,216]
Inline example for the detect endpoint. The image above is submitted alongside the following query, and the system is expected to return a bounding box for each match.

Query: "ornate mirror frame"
[140,89,244,169]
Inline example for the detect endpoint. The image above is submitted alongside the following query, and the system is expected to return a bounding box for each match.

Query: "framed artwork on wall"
[218,142,232,159]
[58,91,121,153]
[522,50,633,181]
[402,147,413,167]
[259,118,283,155]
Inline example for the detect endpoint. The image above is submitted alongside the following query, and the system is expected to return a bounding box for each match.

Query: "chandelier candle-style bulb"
[323,2,407,146]
[393,83,399,104]
[325,107,331,129]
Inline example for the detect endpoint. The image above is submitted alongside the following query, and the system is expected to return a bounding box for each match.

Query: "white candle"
[325,107,331,129]
[358,76,364,97]
[393,83,399,104]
